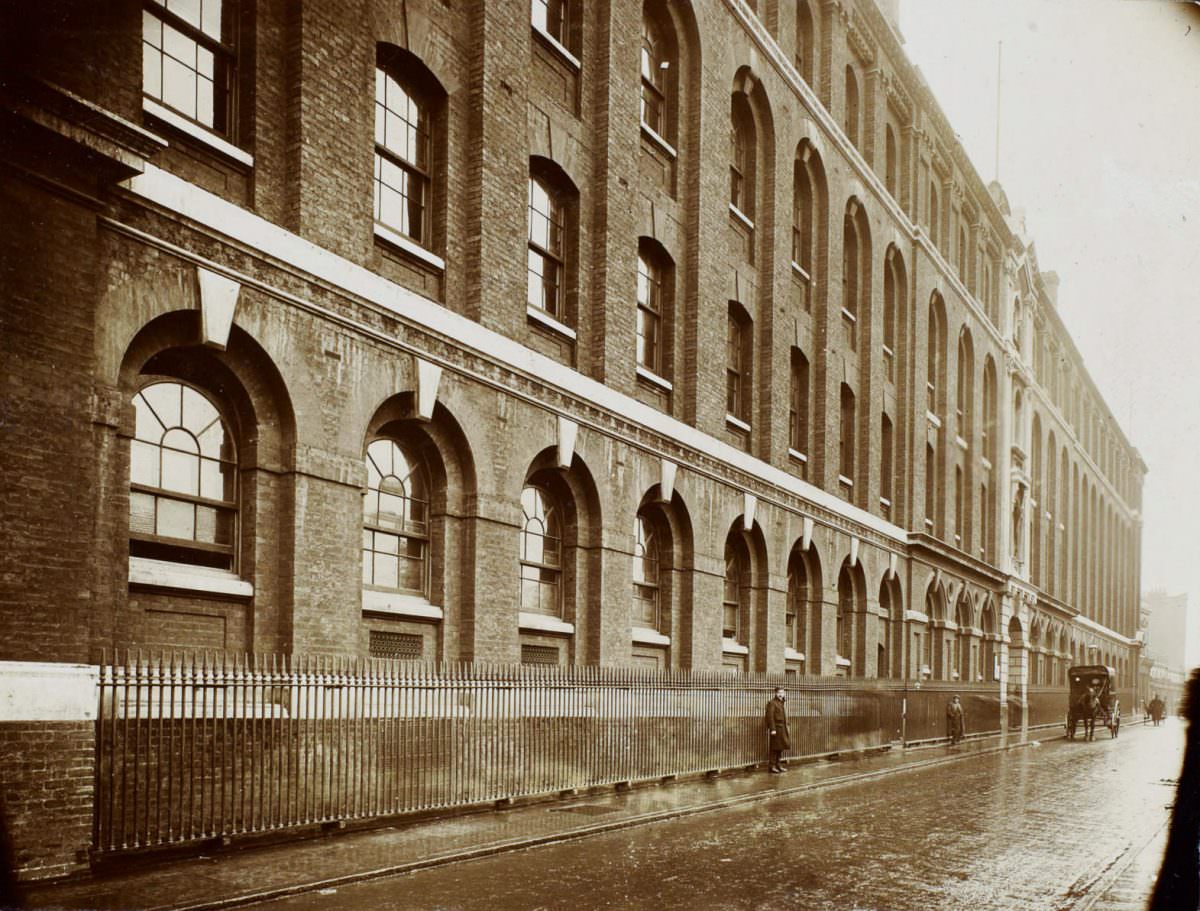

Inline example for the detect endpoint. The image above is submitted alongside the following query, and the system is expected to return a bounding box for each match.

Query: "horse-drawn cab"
[1066,665,1120,740]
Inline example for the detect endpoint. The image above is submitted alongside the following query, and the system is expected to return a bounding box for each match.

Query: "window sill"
[519,612,575,635]
[835,656,851,668]
[882,343,894,360]
[632,627,670,647]
[640,122,677,159]
[924,518,935,532]
[728,203,755,231]
[790,261,811,283]
[636,365,673,392]
[129,556,253,598]
[788,448,808,463]
[905,610,930,623]
[143,98,253,168]
[981,456,993,471]
[784,647,805,663]
[956,435,969,451]
[840,307,857,324]
[838,474,854,489]
[926,410,942,428]
[725,413,751,433]
[362,589,444,620]
[879,496,892,509]
[532,23,581,71]
[526,305,577,340]
[373,223,446,271]
[721,638,749,655]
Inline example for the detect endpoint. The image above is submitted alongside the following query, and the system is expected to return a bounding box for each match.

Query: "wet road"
[252,722,1184,911]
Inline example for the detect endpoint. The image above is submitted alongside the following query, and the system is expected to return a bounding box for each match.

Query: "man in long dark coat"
[764,686,790,773]
[946,694,965,744]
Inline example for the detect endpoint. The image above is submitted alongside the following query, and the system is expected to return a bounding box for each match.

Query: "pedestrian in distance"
[764,686,790,774]
[946,694,965,745]
[1150,694,1165,727]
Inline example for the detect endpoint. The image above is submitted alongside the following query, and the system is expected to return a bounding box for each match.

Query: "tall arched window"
[640,4,677,143]
[836,565,856,672]
[520,485,562,616]
[880,413,894,516]
[130,381,237,570]
[787,551,809,664]
[532,0,574,50]
[527,171,566,318]
[885,125,898,199]
[730,93,756,219]
[929,182,940,247]
[789,348,810,468]
[924,442,936,534]
[363,439,430,595]
[636,240,671,378]
[957,328,974,441]
[957,225,967,277]
[793,152,814,276]
[722,534,750,643]
[844,66,860,147]
[795,2,815,87]
[842,208,859,323]
[726,303,752,423]
[632,512,662,631]
[839,383,856,497]
[927,294,946,417]
[374,48,440,247]
[883,247,904,382]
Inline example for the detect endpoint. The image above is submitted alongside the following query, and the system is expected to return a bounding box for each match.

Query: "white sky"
[899,0,1200,667]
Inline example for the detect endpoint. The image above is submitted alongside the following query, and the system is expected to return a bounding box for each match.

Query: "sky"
[899,0,1200,667]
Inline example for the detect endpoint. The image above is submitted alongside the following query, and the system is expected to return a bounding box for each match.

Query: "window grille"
[521,644,560,666]
[369,631,424,661]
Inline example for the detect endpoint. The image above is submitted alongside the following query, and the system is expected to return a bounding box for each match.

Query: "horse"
[1071,689,1099,741]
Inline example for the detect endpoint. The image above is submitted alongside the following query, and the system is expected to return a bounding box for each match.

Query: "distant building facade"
[1140,590,1190,711]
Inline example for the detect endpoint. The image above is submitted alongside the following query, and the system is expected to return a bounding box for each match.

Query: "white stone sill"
[640,122,677,159]
[129,556,253,598]
[143,98,253,168]
[784,647,805,663]
[721,638,749,655]
[725,413,751,433]
[361,589,444,620]
[532,23,581,71]
[373,223,446,271]
[636,365,673,392]
[728,203,755,231]
[527,305,577,340]
[632,627,670,647]
[519,612,575,635]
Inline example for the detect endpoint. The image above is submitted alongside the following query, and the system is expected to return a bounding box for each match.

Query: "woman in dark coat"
[765,687,790,773]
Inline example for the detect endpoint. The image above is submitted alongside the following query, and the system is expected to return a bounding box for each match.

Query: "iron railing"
[94,653,1071,856]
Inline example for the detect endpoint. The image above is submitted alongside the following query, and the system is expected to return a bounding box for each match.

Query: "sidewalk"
[25,727,1058,911]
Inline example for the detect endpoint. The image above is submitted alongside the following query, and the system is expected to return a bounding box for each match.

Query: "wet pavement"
[244,721,1184,911]
[23,720,1182,911]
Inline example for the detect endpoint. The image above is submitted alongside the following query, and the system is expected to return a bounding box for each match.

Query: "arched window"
[1012,296,1024,351]
[520,485,563,616]
[883,247,904,381]
[885,125,898,199]
[924,442,936,534]
[640,5,676,142]
[130,381,237,570]
[142,0,239,138]
[954,465,964,547]
[374,48,440,247]
[836,565,856,672]
[957,225,967,277]
[844,66,860,147]
[792,153,814,276]
[527,170,566,319]
[363,439,430,596]
[957,328,974,441]
[787,551,809,663]
[730,93,756,219]
[636,240,670,377]
[722,534,750,643]
[927,294,946,416]
[929,182,940,247]
[839,383,856,498]
[632,512,662,631]
[842,208,859,323]
[795,1,815,87]
[726,303,752,423]
[880,413,894,516]
[789,348,810,468]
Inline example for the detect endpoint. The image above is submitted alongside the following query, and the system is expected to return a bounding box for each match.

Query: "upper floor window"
[726,303,752,423]
[632,513,662,630]
[532,0,572,48]
[795,2,815,87]
[927,294,946,416]
[527,174,565,318]
[844,66,860,148]
[636,241,671,378]
[929,182,940,247]
[730,93,756,219]
[880,413,894,510]
[374,54,433,246]
[789,348,810,462]
[363,439,429,596]
[883,247,902,382]
[640,9,672,140]
[142,0,237,136]
[885,125,899,199]
[722,535,750,641]
[520,485,562,616]
[129,381,237,570]
[957,328,974,439]
[839,383,856,489]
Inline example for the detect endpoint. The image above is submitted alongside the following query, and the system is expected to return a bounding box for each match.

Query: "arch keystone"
[659,458,677,502]
[742,492,757,531]
[196,266,240,350]
[414,358,442,421]
[556,416,578,469]
[801,516,814,551]
[849,536,860,568]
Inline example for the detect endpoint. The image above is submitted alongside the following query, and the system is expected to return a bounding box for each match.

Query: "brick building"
[0,0,1146,875]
